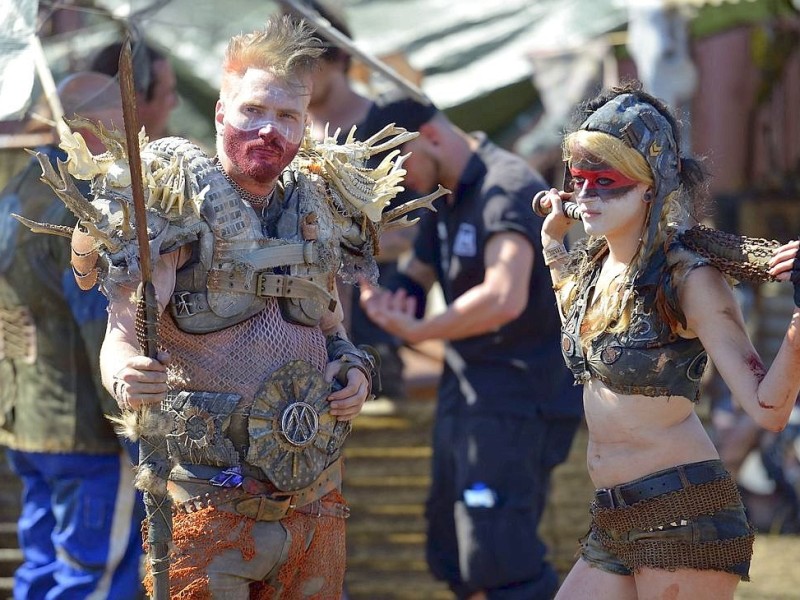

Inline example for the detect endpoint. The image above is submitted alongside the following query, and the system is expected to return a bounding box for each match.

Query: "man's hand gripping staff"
[119,38,172,600]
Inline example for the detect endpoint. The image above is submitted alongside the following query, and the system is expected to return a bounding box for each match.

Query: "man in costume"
[26,16,442,598]
[361,109,583,599]
[0,72,144,600]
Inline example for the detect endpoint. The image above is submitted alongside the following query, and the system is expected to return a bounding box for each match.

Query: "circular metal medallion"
[280,401,320,447]
[600,345,622,365]
[247,360,349,491]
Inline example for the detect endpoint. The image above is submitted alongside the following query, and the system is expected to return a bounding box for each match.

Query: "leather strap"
[168,457,344,522]
[240,242,316,269]
[595,460,728,508]
[206,269,336,311]
[256,273,335,307]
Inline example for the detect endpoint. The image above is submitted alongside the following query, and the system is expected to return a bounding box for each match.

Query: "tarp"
[0,0,38,121]
[88,0,628,110]
[2,0,788,146]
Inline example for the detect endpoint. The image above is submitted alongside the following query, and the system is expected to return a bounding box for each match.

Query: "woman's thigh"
[634,567,739,600]
[556,558,637,600]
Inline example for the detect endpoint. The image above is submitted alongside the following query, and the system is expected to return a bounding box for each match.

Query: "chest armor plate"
[561,245,707,400]
[168,170,337,332]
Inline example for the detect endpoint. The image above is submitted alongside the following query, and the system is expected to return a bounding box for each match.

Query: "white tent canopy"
[0,0,38,121]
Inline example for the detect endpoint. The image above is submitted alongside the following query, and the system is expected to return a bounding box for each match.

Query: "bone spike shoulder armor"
[26,122,446,332]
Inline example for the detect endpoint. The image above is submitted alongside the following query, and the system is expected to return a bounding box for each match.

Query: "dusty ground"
[736,535,800,600]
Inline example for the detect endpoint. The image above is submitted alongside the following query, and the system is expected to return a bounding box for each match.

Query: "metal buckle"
[257,273,291,297]
[173,291,198,316]
[284,496,297,517]
[256,272,270,296]
[595,488,616,509]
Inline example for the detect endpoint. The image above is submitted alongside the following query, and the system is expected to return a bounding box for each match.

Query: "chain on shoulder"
[679,224,781,283]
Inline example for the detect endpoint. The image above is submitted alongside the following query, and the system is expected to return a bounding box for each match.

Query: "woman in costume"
[535,82,800,599]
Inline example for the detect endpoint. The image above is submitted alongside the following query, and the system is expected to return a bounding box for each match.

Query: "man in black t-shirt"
[361,110,583,600]
[294,0,437,398]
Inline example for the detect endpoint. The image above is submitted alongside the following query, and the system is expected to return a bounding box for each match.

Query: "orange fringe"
[142,490,346,599]
[253,490,346,599]
[143,507,256,599]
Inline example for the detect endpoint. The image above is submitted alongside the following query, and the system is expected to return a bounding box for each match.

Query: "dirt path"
[737,535,800,599]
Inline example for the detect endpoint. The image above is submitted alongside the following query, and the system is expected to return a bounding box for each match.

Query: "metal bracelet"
[112,376,132,411]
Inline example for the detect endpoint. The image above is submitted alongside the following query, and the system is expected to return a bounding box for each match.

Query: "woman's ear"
[643,189,653,203]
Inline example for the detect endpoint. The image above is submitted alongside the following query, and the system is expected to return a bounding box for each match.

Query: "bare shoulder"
[679,265,742,332]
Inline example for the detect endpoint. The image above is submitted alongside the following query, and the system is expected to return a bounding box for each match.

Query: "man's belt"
[168,457,344,521]
[207,269,336,311]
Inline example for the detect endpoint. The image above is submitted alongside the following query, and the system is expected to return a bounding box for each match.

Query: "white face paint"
[223,83,307,144]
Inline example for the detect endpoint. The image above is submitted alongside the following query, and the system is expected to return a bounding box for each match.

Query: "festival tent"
[0,0,788,153]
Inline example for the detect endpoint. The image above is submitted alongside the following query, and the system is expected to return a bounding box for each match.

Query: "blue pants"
[426,412,580,600]
[6,449,144,600]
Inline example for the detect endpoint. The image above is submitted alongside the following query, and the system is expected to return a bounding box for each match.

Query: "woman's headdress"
[579,93,680,248]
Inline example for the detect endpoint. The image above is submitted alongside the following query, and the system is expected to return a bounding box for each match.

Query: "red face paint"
[568,163,640,200]
[222,123,300,184]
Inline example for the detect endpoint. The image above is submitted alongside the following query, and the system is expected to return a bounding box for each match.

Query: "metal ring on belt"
[594,460,728,509]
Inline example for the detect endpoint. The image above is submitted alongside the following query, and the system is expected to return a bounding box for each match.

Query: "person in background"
[536,81,800,599]
[90,39,178,140]
[361,108,583,600]
[0,72,144,600]
[289,0,438,398]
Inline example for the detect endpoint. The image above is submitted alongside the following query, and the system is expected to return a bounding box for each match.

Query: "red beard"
[222,124,300,184]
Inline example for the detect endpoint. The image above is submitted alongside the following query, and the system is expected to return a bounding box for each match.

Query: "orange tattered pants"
[144,490,347,599]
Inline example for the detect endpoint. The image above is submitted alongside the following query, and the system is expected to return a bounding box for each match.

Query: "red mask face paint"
[224,86,306,145]
[219,68,309,184]
[222,123,300,184]
[568,162,640,200]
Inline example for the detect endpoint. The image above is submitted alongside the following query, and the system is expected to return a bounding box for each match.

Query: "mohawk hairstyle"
[221,15,323,96]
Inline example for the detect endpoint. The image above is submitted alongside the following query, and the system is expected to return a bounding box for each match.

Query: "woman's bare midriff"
[583,378,720,488]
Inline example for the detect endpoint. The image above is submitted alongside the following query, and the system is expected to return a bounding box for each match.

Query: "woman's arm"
[681,265,800,431]
[539,188,579,321]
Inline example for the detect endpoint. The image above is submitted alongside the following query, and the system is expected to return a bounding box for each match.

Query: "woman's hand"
[537,187,577,247]
[768,240,800,307]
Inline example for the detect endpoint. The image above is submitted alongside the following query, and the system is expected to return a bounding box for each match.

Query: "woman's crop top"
[560,241,709,402]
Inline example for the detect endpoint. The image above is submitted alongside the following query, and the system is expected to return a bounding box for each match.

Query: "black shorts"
[580,460,753,580]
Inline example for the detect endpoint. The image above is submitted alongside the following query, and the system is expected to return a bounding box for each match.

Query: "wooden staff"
[118,36,172,600]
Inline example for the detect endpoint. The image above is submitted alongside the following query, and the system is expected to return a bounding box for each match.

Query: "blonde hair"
[220,16,322,100]
[559,130,688,347]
